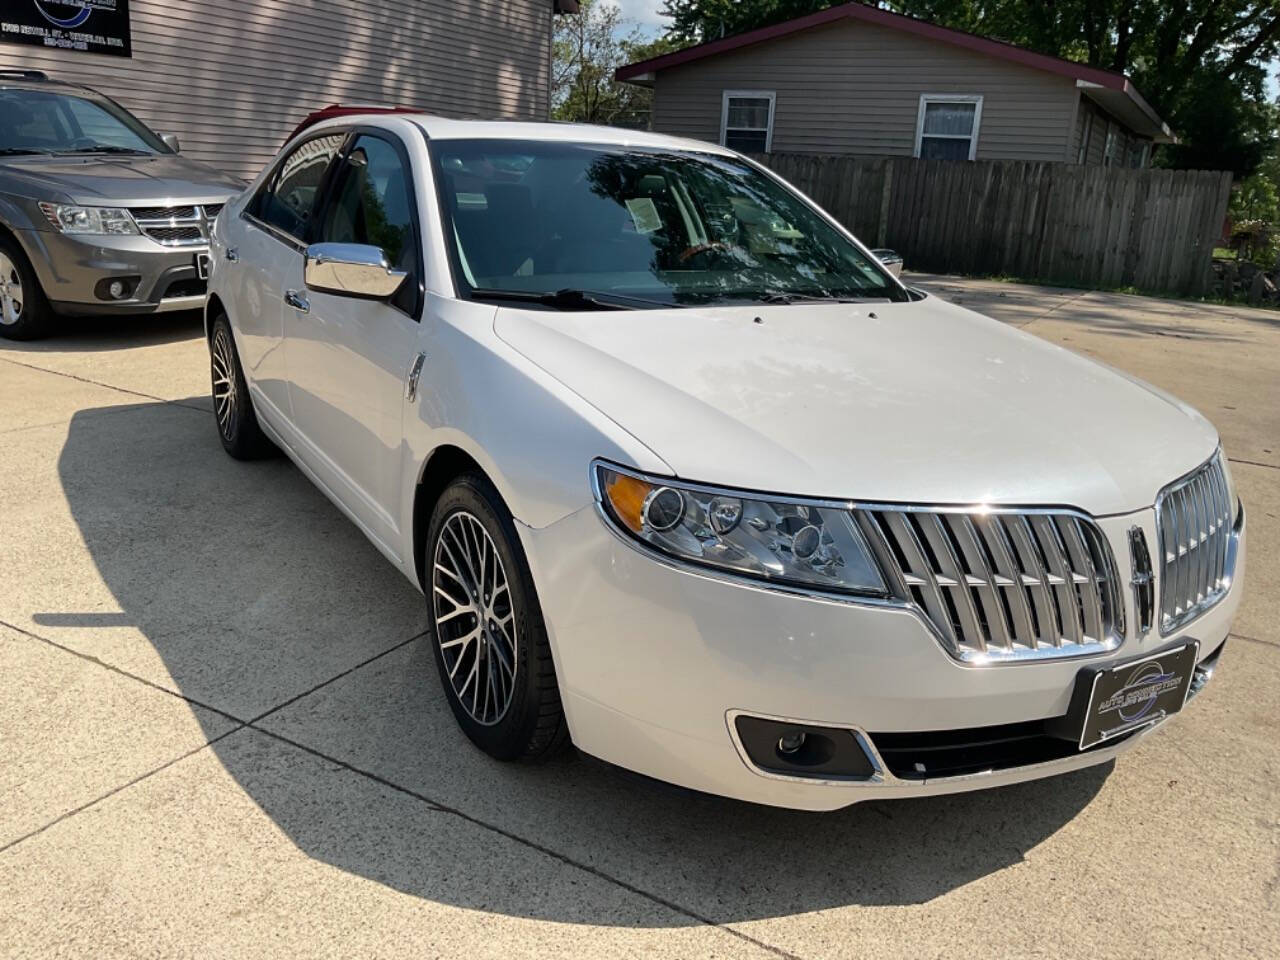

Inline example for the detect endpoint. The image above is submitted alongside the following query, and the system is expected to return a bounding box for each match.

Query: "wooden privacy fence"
[751,154,1233,296]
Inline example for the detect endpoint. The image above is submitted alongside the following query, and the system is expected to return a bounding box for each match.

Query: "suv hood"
[495,294,1218,515]
[1,153,243,205]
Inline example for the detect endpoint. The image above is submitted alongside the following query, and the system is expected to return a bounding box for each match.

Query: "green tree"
[657,0,1280,174]
[554,0,676,127]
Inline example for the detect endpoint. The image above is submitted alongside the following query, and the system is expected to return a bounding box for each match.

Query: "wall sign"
[1,1,132,58]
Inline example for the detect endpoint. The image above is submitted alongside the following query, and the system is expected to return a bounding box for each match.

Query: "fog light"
[94,276,139,301]
[108,280,127,299]
[777,730,807,754]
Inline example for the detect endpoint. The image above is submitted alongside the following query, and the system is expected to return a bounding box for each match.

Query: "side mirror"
[160,133,180,153]
[304,243,407,299]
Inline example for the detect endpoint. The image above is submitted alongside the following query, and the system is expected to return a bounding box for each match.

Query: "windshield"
[0,87,169,156]
[431,139,907,307]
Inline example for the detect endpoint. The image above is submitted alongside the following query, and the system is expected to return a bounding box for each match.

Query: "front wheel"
[0,235,54,340]
[209,315,276,459]
[426,472,569,762]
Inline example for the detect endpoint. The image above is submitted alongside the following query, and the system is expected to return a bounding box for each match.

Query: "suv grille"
[855,507,1123,663]
[1157,454,1233,633]
[129,204,221,247]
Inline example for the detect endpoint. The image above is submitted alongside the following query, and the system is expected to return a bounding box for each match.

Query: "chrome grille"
[130,203,220,247]
[855,507,1123,663]
[1157,454,1234,633]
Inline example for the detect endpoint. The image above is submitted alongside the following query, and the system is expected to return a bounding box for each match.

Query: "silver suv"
[0,70,242,339]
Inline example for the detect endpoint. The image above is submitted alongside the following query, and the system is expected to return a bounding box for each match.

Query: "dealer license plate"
[1077,642,1199,749]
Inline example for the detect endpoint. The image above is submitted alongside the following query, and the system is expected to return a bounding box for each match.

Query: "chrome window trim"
[590,459,1125,666]
[240,209,306,253]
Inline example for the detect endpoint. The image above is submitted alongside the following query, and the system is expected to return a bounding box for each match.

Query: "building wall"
[1,0,553,180]
[650,18,1083,162]
[1070,97,1152,167]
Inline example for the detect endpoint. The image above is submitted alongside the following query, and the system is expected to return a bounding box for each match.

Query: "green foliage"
[553,0,678,127]
[1231,174,1279,223]
[656,0,1280,175]
[659,0,836,44]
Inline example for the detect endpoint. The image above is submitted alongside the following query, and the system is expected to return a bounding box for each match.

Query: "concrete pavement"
[1,282,1276,958]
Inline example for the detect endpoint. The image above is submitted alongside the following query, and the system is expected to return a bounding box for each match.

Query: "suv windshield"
[431,139,907,307]
[0,87,169,156]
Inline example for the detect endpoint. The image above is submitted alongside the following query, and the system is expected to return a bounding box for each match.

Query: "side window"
[319,134,419,313]
[253,133,346,240]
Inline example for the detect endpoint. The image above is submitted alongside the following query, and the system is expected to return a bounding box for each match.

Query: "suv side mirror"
[161,133,181,153]
[304,243,407,300]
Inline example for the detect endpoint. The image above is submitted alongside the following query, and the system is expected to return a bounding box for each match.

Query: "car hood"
[0,153,243,205]
[494,294,1219,515]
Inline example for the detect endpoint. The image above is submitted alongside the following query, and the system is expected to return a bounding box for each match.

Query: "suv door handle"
[225,247,239,262]
[284,289,310,313]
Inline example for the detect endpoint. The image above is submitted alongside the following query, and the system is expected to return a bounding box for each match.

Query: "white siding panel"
[2,0,553,180]
[652,19,1079,162]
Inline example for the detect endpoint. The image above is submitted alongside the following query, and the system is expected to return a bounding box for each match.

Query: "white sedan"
[205,115,1245,811]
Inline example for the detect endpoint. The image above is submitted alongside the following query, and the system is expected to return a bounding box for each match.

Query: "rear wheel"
[426,472,569,762]
[0,236,54,341]
[209,314,276,459]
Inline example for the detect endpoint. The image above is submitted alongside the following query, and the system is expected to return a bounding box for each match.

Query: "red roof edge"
[614,1,1128,92]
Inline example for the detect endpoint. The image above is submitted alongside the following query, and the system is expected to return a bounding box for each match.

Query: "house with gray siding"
[1,0,576,181]
[616,2,1173,167]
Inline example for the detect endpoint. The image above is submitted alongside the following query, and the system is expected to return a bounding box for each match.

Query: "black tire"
[0,233,55,341]
[425,472,569,762]
[209,314,277,460]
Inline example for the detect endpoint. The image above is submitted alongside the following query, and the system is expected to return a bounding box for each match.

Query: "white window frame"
[913,94,984,161]
[720,90,776,153]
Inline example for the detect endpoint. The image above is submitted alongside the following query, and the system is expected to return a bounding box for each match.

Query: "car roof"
[0,73,99,96]
[302,111,736,156]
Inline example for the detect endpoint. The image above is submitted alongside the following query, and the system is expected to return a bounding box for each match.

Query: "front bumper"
[521,502,1245,811]
[16,228,208,316]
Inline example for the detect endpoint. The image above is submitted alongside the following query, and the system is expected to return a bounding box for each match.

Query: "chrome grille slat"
[948,515,1011,651]
[863,505,1121,664]
[978,516,1037,647]
[1156,453,1236,633]
[129,203,219,247]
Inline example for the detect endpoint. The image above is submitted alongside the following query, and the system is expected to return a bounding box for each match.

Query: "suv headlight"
[593,463,886,596]
[39,202,139,236]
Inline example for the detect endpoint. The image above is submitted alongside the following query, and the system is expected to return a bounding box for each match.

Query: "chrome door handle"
[225,247,239,262]
[284,289,309,313]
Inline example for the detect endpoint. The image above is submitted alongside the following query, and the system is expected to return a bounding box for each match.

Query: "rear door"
[281,130,426,557]
[234,132,346,425]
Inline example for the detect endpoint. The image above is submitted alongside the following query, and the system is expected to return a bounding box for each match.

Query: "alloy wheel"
[432,510,518,726]
[210,326,238,439]
[0,251,23,326]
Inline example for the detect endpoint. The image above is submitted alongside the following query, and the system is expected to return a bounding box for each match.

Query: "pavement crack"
[1231,631,1280,651]
[247,629,428,726]
[1229,457,1279,471]
[0,618,246,726]
[0,355,208,414]
[0,727,243,855]
[247,725,802,960]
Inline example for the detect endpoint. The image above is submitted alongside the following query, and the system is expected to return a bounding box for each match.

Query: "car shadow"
[1,310,203,352]
[46,397,1110,925]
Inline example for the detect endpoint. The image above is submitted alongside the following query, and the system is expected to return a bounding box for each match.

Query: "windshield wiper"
[759,290,892,305]
[470,287,675,311]
[56,145,152,155]
[0,147,50,156]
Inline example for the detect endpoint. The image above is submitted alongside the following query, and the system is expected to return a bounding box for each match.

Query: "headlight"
[593,463,887,596]
[39,202,139,235]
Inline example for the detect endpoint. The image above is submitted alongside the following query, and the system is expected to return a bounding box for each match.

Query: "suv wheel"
[0,236,53,340]
[209,314,276,459]
[426,472,569,762]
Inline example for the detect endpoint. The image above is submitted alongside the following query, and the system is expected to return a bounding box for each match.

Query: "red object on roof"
[284,103,419,144]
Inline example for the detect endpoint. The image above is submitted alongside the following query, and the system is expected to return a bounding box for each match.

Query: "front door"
[282,132,425,556]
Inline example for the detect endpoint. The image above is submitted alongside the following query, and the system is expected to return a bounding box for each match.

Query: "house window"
[1103,123,1118,166]
[915,95,983,161]
[1076,112,1093,164]
[720,91,775,153]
